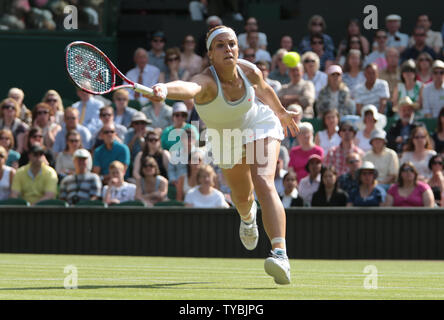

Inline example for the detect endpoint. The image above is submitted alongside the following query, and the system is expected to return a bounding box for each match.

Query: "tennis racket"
[65,41,153,96]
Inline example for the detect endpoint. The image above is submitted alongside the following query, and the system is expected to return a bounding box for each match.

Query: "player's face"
[209,33,238,66]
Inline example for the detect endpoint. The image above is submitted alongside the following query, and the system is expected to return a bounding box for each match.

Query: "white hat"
[432,59,444,70]
[358,104,387,131]
[173,102,188,114]
[326,64,343,75]
[369,129,387,144]
[73,148,90,159]
[386,14,401,21]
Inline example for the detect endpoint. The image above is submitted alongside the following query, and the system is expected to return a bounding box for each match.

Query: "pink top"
[288,145,324,182]
[388,181,431,207]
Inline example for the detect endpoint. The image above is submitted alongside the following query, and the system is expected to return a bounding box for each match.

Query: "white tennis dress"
[195,59,284,169]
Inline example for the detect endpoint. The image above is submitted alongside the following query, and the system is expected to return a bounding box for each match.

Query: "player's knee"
[251,175,274,195]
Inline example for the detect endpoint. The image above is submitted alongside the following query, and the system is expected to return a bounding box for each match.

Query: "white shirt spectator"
[72,96,103,133]
[184,186,230,208]
[386,31,409,50]
[422,82,444,117]
[281,188,299,208]
[317,129,341,154]
[125,64,160,106]
[102,182,137,203]
[298,174,321,206]
[354,79,390,110]
[241,49,272,63]
[400,150,437,180]
[238,32,268,51]
[303,71,328,98]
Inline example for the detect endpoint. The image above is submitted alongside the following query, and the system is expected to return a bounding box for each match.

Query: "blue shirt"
[72,97,104,133]
[348,185,386,207]
[53,124,92,152]
[93,140,130,175]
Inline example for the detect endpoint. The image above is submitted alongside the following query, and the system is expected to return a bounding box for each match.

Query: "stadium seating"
[109,200,147,207]
[154,200,185,207]
[74,200,107,207]
[34,199,69,207]
[0,198,29,206]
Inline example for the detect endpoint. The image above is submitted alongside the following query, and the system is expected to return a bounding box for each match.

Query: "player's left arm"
[241,62,300,137]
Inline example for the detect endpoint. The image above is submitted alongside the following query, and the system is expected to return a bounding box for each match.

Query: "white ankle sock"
[241,201,256,224]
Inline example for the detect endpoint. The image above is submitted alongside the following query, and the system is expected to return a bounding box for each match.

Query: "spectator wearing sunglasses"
[401,26,437,64]
[427,155,444,206]
[42,89,65,125]
[92,123,130,185]
[7,87,32,126]
[18,127,55,169]
[240,31,271,63]
[325,121,364,176]
[90,106,127,150]
[0,129,20,169]
[364,29,389,70]
[160,102,199,152]
[0,98,29,154]
[135,155,168,207]
[159,47,190,83]
[148,31,167,73]
[400,126,436,181]
[31,102,61,150]
[112,89,137,128]
[383,162,434,207]
[301,51,327,99]
[422,60,444,118]
[408,14,443,55]
[298,15,335,57]
[338,152,362,196]
[11,144,58,205]
[309,33,335,72]
[180,34,203,78]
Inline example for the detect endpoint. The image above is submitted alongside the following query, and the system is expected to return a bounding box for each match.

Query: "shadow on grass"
[0,282,276,291]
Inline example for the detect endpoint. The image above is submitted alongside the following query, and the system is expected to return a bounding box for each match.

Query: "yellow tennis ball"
[282,52,301,68]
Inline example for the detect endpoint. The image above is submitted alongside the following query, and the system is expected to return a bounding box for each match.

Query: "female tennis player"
[146,26,300,285]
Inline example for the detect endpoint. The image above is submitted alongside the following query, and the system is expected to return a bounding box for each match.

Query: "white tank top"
[195,60,258,130]
[0,165,12,200]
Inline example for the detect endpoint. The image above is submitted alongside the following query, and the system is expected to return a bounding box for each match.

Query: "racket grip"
[133,83,153,96]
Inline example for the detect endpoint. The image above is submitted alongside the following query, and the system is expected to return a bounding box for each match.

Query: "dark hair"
[343,34,364,59]
[26,127,44,150]
[32,102,54,123]
[436,107,444,134]
[428,154,444,170]
[310,33,324,44]
[316,165,339,196]
[64,129,82,151]
[398,162,418,187]
[321,109,340,129]
[164,47,181,64]
[255,60,270,70]
[140,155,160,178]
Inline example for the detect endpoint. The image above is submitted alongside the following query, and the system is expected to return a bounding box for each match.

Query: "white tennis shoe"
[239,201,258,250]
[264,250,291,285]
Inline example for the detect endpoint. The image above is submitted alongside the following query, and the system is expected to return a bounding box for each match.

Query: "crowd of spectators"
[2,12,444,208]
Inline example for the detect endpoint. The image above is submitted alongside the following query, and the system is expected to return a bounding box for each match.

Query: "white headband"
[206,27,237,51]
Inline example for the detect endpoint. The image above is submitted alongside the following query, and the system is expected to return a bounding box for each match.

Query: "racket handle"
[133,83,153,96]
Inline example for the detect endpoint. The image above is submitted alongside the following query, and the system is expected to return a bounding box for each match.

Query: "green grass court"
[1,254,444,300]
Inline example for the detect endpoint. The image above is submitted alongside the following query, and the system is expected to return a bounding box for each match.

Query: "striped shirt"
[325,144,365,176]
[422,82,444,117]
[59,172,102,204]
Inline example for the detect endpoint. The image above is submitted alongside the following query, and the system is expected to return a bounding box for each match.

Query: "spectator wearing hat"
[315,64,355,118]
[401,26,437,64]
[10,145,58,205]
[363,130,399,190]
[354,63,390,114]
[288,122,323,183]
[160,102,199,152]
[148,31,167,73]
[325,121,364,176]
[277,62,316,118]
[386,96,421,154]
[125,48,160,106]
[124,112,153,164]
[347,161,386,207]
[301,51,327,98]
[409,14,443,55]
[279,171,303,208]
[383,161,434,207]
[400,126,436,181]
[383,14,409,53]
[422,60,444,118]
[92,123,130,185]
[298,154,323,206]
[112,89,138,128]
[379,47,401,97]
[338,152,362,196]
[59,148,101,205]
[392,59,424,110]
[355,104,387,153]
[427,155,444,206]
[311,166,348,207]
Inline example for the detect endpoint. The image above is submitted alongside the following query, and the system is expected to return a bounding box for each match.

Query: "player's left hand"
[277,109,300,137]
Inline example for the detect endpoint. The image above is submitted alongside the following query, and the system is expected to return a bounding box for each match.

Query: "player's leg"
[249,137,290,285]
[221,161,258,250]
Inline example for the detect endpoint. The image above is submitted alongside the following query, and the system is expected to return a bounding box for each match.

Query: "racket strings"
[67,45,113,94]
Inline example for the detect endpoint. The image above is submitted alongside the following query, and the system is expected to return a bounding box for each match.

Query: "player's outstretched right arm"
[145,74,214,103]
